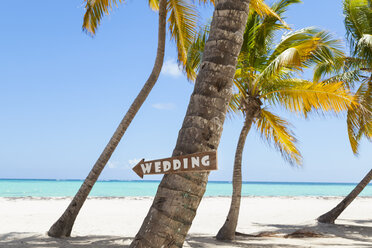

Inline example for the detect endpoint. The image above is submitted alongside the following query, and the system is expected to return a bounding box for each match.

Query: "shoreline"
[2,178,368,184]
[3,180,372,198]
[2,195,372,200]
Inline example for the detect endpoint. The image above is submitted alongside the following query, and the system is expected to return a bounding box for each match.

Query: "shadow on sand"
[186,235,300,248]
[0,233,131,248]
[2,220,372,248]
[186,218,372,247]
[0,233,301,248]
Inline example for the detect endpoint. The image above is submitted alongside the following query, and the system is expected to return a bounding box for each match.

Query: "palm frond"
[228,92,244,119]
[268,27,318,62]
[167,0,198,65]
[347,109,361,154]
[313,55,369,89]
[358,34,372,49]
[255,28,344,91]
[357,34,372,61]
[83,0,124,35]
[255,108,302,165]
[240,0,299,65]
[148,0,159,10]
[321,69,363,89]
[233,78,250,96]
[184,23,209,81]
[344,0,372,55]
[262,80,357,117]
[313,57,345,83]
[347,78,372,154]
[270,0,302,16]
[270,28,344,66]
[249,0,289,28]
[241,12,263,61]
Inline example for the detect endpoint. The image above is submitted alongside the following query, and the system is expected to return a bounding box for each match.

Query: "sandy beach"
[1,196,372,247]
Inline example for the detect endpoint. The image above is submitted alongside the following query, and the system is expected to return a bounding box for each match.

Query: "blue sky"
[0,0,371,183]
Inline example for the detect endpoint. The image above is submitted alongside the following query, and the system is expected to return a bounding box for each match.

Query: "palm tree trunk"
[47,0,167,238]
[318,169,372,224]
[129,1,251,247]
[216,116,254,240]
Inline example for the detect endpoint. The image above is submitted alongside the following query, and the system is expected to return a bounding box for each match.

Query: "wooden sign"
[132,151,218,178]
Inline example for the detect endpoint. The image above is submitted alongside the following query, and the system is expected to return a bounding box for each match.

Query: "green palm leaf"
[184,23,209,81]
[183,0,291,81]
[256,28,344,92]
[167,0,198,65]
[357,34,372,61]
[314,0,372,153]
[347,79,372,154]
[344,0,372,56]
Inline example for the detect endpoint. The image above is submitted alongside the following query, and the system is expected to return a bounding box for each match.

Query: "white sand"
[1,196,372,247]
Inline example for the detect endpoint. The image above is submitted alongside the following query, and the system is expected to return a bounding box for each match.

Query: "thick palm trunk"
[129,1,251,247]
[318,169,372,224]
[47,0,167,238]
[216,116,254,240]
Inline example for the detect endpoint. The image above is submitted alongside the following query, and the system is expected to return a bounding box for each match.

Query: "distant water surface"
[1,179,372,197]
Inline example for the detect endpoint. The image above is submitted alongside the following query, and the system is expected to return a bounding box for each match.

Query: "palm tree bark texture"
[47,0,167,238]
[318,169,372,224]
[216,96,262,240]
[129,1,251,247]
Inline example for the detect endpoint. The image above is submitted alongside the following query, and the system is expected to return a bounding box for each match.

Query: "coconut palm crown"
[186,0,358,240]
[187,0,357,165]
[313,0,372,154]
[315,0,372,224]
[47,0,287,239]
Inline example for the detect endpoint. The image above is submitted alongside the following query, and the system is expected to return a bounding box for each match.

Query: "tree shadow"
[251,220,372,245]
[0,233,131,248]
[340,218,372,226]
[185,219,372,248]
[186,235,301,248]
[3,224,372,248]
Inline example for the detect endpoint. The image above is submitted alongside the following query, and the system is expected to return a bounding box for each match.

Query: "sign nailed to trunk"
[132,151,218,178]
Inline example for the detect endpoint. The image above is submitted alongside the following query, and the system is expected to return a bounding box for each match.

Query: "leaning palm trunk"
[216,97,261,240]
[318,169,372,224]
[47,0,167,238]
[129,1,251,247]
[216,116,254,240]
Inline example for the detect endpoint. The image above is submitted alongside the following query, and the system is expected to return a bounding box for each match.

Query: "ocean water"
[1,179,372,197]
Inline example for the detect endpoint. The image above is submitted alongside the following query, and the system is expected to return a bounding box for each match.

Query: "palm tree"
[48,0,169,237]
[318,169,372,224]
[48,0,201,237]
[316,0,372,224]
[48,0,283,238]
[186,0,358,240]
[129,1,251,246]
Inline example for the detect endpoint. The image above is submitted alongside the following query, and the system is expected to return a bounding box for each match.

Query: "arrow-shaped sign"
[132,151,218,178]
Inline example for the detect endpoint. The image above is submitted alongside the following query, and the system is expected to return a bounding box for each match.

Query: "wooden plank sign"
[132,151,218,178]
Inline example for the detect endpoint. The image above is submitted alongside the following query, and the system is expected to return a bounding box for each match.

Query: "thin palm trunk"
[47,0,167,238]
[216,115,254,240]
[129,1,251,247]
[318,169,372,224]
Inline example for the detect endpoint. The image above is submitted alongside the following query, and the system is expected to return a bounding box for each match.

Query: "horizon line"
[0,178,367,185]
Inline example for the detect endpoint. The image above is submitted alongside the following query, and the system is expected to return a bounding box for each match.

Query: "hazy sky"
[1,0,371,183]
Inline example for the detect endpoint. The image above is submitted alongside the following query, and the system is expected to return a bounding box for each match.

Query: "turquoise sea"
[1,179,372,197]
